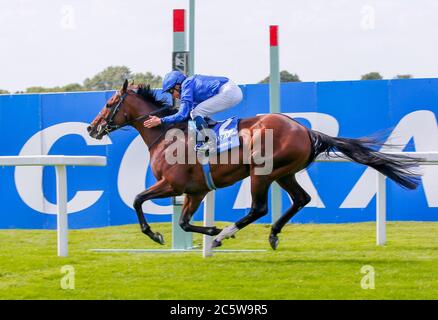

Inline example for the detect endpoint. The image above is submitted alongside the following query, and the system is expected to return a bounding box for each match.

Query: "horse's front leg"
[133,179,179,245]
[179,193,222,236]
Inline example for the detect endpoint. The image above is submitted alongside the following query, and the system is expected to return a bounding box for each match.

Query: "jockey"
[143,70,243,152]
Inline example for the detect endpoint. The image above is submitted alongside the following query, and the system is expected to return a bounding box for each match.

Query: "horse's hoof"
[269,234,279,250]
[208,227,222,236]
[153,232,165,245]
[212,240,222,248]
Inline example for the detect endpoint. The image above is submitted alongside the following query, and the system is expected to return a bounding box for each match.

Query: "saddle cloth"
[188,116,240,154]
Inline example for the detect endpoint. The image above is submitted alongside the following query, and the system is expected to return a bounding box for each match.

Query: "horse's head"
[87,79,129,139]
[87,79,138,140]
[88,79,174,140]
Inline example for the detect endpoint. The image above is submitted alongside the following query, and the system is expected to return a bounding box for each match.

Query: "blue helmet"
[162,71,187,93]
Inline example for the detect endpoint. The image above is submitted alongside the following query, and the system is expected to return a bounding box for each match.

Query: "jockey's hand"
[143,116,162,128]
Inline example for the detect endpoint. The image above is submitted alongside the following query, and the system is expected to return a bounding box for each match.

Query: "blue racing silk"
[161,75,229,124]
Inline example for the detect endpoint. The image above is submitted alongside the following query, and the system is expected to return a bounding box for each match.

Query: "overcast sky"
[1,0,438,91]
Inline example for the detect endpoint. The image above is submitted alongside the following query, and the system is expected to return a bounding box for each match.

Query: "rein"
[103,91,173,133]
[101,89,175,150]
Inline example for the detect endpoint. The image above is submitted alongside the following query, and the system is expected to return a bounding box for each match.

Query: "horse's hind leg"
[133,179,179,245]
[212,176,271,248]
[269,173,311,250]
[179,193,223,236]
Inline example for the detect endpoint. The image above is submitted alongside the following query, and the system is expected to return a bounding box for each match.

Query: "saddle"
[188,116,240,155]
[204,117,218,128]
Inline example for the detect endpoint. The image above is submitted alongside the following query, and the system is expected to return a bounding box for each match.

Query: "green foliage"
[361,72,383,80]
[25,84,84,93]
[82,67,162,91]
[0,222,437,299]
[395,74,413,79]
[25,86,54,93]
[62,83,85,92]
[83,66,162,90]
[26,87,45,93]
[10,68,418,94]
[259,70,301,83]
[0,89,9,94]
[83,66,132,91]
[21,66,162,93]
[131,72,162,88]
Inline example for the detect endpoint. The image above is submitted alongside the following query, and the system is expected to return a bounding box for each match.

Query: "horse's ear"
[121,79,128,93]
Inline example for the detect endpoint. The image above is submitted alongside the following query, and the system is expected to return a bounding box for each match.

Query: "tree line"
[1,66,162,94]
[0,67,413,94]
[259,71,413,83]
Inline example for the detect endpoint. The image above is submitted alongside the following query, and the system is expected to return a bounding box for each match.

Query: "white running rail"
[201,152,438,256]
[2,152,435,257]
[316,152,438,245]
[0,155,107,257]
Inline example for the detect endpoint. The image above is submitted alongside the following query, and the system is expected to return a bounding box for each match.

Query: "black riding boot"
[193,116,211,154]
[194,116,208,135]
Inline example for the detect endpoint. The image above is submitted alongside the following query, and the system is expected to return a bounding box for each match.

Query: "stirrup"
[195,140,214,156]
[195,141,209,152]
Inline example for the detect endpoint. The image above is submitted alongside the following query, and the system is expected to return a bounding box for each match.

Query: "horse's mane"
[133,84,178,117]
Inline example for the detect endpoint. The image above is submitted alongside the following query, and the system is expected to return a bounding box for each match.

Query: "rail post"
[203,191,215,257]
[269,25,282,223]
[172,9,192,249]
[376,172,387,245]
[189,0,195,76]
[55,165,68,257]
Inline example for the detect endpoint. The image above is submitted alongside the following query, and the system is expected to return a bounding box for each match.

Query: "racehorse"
[88,80,421,249]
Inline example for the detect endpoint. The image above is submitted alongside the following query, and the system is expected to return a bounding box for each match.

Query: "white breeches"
[190,80,243,119]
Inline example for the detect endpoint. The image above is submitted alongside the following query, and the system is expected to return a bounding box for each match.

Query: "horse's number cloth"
[188,116,240,154]
[189,116,240,191]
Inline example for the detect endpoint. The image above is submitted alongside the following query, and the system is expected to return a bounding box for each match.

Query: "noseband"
[103,92,129,133]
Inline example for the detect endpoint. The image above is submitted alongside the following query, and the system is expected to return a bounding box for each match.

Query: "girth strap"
[201,163,216,191]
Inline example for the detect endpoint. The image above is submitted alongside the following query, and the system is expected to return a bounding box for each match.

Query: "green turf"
[0,222,437,299]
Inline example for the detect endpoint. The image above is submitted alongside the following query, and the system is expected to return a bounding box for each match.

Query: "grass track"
[0,222,437,299]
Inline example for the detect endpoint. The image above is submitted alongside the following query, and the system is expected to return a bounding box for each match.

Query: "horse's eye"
[105,103,111,108]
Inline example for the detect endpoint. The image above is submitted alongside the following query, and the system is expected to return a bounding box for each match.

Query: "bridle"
[103,92,129,133]
[102,90,173,134]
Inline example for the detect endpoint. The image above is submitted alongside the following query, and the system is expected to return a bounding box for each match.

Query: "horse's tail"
[307,130,422,190]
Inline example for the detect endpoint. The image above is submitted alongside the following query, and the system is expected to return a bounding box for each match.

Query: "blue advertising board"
[0,78,437,229]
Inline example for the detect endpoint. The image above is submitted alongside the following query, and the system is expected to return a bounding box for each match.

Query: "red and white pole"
[269,25,282,223]
[172,9,192,250]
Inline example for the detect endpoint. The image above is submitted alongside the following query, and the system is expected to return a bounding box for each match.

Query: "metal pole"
[269,25,282,223]
[172,196,192,249]
[189,0,195,76]
[203,191,215,257]
[173,9,186,53]
[376,172,387,245]
[56,165,68,257]
[172,9,192,249]
[202,191,215,258]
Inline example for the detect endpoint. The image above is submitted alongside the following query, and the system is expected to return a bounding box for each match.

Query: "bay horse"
[87,80,421,249]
